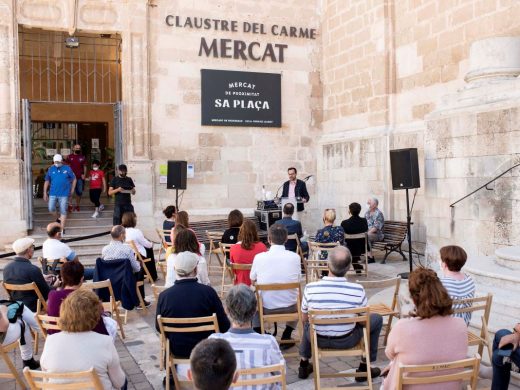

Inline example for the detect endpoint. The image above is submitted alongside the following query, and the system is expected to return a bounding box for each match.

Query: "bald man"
[42,222,78,262]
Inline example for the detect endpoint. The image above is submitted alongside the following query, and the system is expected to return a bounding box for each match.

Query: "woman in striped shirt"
[438,245,476,326]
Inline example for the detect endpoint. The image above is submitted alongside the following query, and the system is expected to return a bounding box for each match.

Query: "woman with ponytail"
[381,267,468,390]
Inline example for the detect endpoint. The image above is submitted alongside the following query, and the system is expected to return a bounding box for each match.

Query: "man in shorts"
[65,144,87,212]
[43,154,76,235]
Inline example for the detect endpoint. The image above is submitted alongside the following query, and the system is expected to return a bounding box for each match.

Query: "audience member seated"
[188,338,237,390]
[165,228,210,287]
[122,211,157,281]
[275,202,308,255]
[167,212,206,257]
[221,209,244,245]
[251,224,301,349]
[229,219,267,286]
[491,322,520,390]
[381,267,468,390]
[4,237,52,312]
[41,289,126,390]
[162,205,176,243]
[438,245,475,326]
[341,202,371,268]
[210,285,284,387]
[156,251,230,386]
[0,300,40,369]
[365,197,384,262]
[47,260,117,339]
[102,225,150,308]
[42,222,94,279]
[298,246,382,380]
[315,208,345,246]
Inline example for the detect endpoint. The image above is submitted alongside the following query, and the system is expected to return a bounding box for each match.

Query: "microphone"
[303,175,313,182]
[274,183,284,201]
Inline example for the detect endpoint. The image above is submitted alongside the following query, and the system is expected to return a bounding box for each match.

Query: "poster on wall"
[201,69,281,127]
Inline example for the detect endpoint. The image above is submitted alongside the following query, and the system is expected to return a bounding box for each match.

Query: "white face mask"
[92,167,99,171]
[54,162,62,167]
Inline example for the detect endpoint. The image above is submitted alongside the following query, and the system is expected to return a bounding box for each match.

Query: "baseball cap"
[12,237,35,254]
[53,154,63,162]
[174,251,199,276]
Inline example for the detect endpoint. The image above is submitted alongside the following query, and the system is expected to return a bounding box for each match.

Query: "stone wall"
[149,0,321,224]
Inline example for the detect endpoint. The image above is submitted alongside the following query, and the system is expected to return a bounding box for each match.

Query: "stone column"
[120,0,154,233]
[0,0,27,247]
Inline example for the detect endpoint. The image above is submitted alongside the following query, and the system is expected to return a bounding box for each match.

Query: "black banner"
[201,69,281,127]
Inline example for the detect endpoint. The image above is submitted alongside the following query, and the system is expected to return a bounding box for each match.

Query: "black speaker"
[390,148,420,190]
[167,161,187,190]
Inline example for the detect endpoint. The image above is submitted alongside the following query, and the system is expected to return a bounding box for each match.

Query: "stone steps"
[465,247,520,330]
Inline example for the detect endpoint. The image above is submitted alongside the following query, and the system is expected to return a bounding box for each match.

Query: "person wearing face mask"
[86,159,107,218]
[65,144,87,212]
[43,154,76,235]
[364,197,384,262]
[108,164,136,225]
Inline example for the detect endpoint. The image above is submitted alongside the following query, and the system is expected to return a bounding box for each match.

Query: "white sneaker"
[92,211,99,218]
[99,204,105,211]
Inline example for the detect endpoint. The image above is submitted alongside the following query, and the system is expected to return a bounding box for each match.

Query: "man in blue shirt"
[43,154,76,235]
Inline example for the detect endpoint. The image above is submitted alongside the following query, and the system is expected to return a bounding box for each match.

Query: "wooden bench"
[190,216,267,246]
[371,220,408,264]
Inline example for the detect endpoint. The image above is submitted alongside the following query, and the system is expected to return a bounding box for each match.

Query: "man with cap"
[156,251,230,386]
[43,154,76,235]
[108,164,136,226]
[3,237,51,312]
[65,144,87,212]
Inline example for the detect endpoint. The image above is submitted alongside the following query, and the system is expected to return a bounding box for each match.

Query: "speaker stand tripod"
[397,188,414,280]
[175,189,179,211]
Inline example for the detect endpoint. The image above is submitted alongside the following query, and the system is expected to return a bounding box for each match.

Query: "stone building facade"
[0,0,520,266]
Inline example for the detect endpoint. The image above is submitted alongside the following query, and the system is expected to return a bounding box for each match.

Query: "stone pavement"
[0,251,497,389]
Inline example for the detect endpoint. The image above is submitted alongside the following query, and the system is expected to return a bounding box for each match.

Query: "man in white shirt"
[250,224,301,348]
[42,222,77,262]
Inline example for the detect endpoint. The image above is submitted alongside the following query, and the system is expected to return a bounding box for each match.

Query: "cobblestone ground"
[0,251,495,389]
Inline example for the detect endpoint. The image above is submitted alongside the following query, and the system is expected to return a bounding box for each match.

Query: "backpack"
[0,300,27,345]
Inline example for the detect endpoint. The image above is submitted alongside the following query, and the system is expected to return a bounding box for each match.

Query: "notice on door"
[201,69,281,128]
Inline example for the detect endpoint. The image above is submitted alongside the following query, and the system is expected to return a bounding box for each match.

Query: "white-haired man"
[365,197,384,263]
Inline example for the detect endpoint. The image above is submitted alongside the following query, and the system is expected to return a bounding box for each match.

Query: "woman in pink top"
[230,219,267,286]
[382,268,468,390]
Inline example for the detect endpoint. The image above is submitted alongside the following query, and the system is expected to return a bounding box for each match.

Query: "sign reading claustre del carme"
[201,69,281,127]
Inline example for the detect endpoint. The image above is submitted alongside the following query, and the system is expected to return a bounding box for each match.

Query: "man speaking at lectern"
[281,167,310,221]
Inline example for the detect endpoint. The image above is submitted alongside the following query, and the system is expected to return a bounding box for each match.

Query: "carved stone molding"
[17,0,72,31]
[78,1,120,29]
[465,37,520,83]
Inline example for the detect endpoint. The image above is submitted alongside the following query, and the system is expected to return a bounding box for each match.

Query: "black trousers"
[89,189,102,207]
[113,203,134,225]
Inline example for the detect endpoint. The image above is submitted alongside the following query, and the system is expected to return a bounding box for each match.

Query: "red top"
[89,169,105,189]
[66,154,87,178]
[230,241,267,286]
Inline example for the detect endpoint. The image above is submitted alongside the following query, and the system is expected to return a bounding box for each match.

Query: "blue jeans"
[48,196,68,215]
[75,179,84,196]
[300,313,382,362]
[492,329,520,390]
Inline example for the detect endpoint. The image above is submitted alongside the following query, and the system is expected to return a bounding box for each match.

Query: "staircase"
[1,197,114,269]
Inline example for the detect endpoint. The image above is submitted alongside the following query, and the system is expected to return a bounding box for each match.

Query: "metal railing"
[449,162,520,208]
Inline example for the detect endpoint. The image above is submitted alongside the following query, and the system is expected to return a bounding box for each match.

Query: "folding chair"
[230,262,253,285]
[309,307,374,389]
[255,282,303,357]
[35,312,61,339]
[308,241,339,260]
[287,233,306,275]
[356,277,401,346]
[206,231,225,274]
[0,340,26,388]
[155,228,171,278]
[345,232,369,277]
[152,283,168,301]
[2,281,47,354]
[453,293,493,358]
[128,240,154,284]
[82,279,126,337]
[219,242,234,298]
[396,354,481,390]
[156,314,220,388]
[305,260,329,283]
[231,363,287,389]
[23,366,104,389]
[38,256,67,276]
